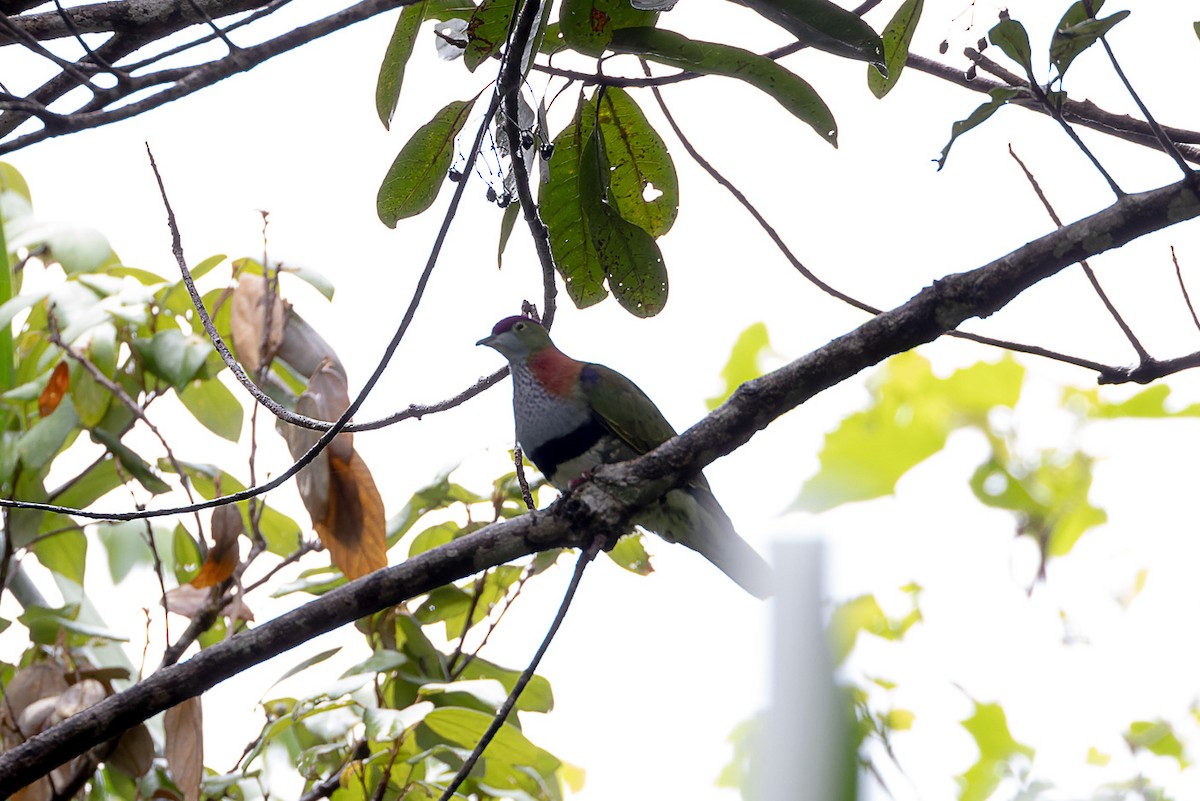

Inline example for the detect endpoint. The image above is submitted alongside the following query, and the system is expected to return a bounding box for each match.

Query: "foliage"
[0,165,574,800]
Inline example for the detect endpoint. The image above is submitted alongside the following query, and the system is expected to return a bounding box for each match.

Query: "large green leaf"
[133,329,211,389]
[378,98,476,227]
[794,353,1023,512]
[596,87,679,237]
[457,657,554,713]
[936,86,1021,170]
[90,428,172,495]
[1050,2,1129,79]
[867,0,922,98]
[18,398,79,473]
[421,707,561,787]
[611,27,837,146]
[1063,384,1200,418]
[580,127,667,317]
[560,0,657,56]
[32,529,87,585]
[463,0,514,72]
[739,0,884,68]
[540,96,606,309]
[376,2,427,128]
[178,376,244,442]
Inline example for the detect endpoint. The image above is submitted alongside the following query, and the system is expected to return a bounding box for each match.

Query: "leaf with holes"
[580,128,667,317]
[464,0,514,71]
[560,0,658,56]
[378,98,475,227]
[541,96,607,308]
[868,0,922,98]
[597,87,678,237]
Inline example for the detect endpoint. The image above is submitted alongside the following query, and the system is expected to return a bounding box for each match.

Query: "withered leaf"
[230,276,287,373]
[165,697,203,801]
[37,361,69,417]
[190,505,244,588]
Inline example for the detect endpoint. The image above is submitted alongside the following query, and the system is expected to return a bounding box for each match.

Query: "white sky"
[5,1,1200,799]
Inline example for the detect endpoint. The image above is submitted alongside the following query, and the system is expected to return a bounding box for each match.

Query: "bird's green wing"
[579,363,710,490]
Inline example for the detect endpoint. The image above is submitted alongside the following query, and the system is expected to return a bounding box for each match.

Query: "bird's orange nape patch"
[529,348,582,397]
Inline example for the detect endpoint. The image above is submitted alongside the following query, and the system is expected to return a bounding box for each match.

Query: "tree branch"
[2,172,1197,795]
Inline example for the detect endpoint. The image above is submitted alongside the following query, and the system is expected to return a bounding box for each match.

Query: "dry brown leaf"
[110,722,155,778]
[230,276,287,373]
[303,358,354,459]
[165,584,254,622]
[190,504,244,588]
[1,662,68,737]
[315,449,387,580]
[164,697,203,801]
[37,361,69,418]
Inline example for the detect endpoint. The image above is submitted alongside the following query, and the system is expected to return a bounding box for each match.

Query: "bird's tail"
[678,487,775,599]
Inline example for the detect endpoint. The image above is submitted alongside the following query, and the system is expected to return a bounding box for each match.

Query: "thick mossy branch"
[1,173,1197,796]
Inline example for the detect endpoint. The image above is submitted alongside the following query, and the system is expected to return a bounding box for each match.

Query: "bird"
[478,315,774,598]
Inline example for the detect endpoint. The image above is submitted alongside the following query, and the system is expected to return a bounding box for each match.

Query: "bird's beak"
[476,334,496,348]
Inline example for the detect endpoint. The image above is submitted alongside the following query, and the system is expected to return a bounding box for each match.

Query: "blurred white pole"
[763,538,850,801]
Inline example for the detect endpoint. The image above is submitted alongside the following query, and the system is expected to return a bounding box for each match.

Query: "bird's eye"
[514,322,525,331]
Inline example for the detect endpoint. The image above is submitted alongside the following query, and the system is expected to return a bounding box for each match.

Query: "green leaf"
[50,457,124,510]
[596,87,679,237]
[581,127,668,317]
[560,0,657,57]
[18,399,79,473]
[409,521,459,558]
[19,603,128,644]
[988,17,1033,75]
[458,657,554,713]
[32,529,87,585]
[541,96,607,309]
[133,329,212,389]
[1125,720,1187,768]
[91,428,172,494]
[378,98,475,227]
[173,523,202,584]
[377,2,426,129]
[795,353,1023,512]
[740,0,884,67]
[706,322,771,410]
[958,702,1034,801]
[867,0,922,98]
[606,532,653,575]
[188,254,227,281]
[611,27,837,146]
[1194,21,1200,41]
[97,521,153,583]
[421,707,561,779]
[177,377,244,442]
[463,0,514,71]
[936,86,1021,170]
[497,200,520,269]
[829,593,920,664]
[1051,2,1128,79]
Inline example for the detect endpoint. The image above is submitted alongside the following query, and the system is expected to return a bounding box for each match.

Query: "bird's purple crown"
[491,315,540,336]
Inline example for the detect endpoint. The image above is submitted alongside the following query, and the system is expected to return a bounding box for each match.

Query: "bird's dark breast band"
[525,418,608,476]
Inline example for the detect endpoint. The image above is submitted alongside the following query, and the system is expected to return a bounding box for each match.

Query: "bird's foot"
[566,471,592,490]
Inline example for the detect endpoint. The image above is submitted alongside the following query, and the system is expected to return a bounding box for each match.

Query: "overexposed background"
[4,1,1200,798]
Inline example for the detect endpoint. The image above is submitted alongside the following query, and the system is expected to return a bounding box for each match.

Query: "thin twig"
[1006,144,1149,360]
[1170,246,1200,335]
[435,539,602,801]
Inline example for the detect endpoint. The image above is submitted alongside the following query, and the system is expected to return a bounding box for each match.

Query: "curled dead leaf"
[165,584,254,622]
[37,361,69,417]
[231,276,287,373]
[190,504,244,588]
[110,721,155,778]
[164,697,203,801]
